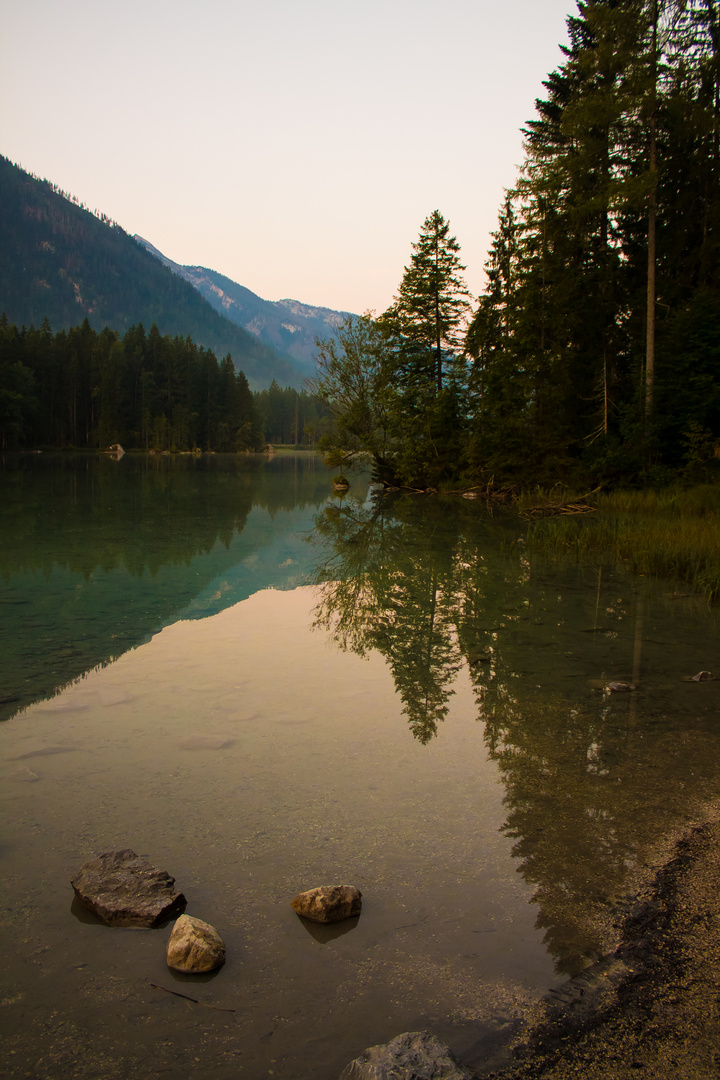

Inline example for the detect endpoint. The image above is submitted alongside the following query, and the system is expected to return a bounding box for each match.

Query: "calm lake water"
[1,453,719,1079]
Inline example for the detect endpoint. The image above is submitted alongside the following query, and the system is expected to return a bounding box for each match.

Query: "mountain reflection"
[312,494,720,974]
[0,452,336,722]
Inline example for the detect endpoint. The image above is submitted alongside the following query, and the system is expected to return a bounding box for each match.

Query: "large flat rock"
[70,849,186,927]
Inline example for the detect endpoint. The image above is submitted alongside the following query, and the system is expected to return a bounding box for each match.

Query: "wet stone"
[339,1030,473,1080]
[70,849,186,928]
[166,914,226,973]
[291,884,362,924]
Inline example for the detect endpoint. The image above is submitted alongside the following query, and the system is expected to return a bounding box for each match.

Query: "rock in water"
[70,849,186,927]
[691,670,713,682]
[339,1031,473,1080]
[166,914,226,973]
[291,884,362,924]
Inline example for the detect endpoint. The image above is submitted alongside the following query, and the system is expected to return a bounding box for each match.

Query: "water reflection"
[296,915,361,944]
[312,493,720,973]
[313,500,464,742]
[0,452,341,722]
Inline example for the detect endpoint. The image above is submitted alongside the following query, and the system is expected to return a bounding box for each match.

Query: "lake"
[1,453,719,1079]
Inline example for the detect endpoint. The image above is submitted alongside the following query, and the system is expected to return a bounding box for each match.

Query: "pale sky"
[1,0,573,314]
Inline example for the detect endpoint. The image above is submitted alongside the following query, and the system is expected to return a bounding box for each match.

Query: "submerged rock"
[606,682,636,693]
[291,884,362,924]
[166,914,226,973]
[70,849,186,928]
[339,1030,473,1080]
[690,670,713,682]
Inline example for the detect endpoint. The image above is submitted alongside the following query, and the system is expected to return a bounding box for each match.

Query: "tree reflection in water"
[313,499,463,742]
[311,493,720,975]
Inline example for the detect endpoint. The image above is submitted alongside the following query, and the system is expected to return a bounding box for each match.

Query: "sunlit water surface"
[1,453,718,1079]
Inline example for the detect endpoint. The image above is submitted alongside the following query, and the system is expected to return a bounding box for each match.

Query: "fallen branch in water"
[150,982,236,1013]
[442,477,516,500]
[521,486,602,519]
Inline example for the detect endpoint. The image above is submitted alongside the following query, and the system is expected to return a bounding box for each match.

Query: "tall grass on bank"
[524,485,720,602]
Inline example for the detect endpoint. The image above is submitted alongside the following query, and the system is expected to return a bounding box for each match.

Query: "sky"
[1,0,575,314]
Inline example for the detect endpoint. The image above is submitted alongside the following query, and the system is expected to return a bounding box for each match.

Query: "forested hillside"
[315,0,720,489]
[0,157,301,390]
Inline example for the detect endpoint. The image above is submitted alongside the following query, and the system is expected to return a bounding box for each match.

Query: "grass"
[525,484,720,602]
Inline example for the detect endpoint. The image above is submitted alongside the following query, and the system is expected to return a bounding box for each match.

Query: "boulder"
[291,884,362,924]
[339,1031,473,1080]
[606,681,635,693]
[166,914,226,973]
[691,670,713,682]
[70,849,186,927]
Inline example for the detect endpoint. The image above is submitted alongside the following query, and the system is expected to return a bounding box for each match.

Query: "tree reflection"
[311,495,720,974]
[313,498,464,742]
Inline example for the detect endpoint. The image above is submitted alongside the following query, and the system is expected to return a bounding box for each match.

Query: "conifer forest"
[314,0,720,489]
[1,0,719,486]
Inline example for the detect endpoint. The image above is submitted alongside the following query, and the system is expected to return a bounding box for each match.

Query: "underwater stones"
[339,1030,473,1080]
[291,884,362,924]
[166,914,226,973]
[70,849,186,927]
[691,670,713,682]
[606,682,636,693]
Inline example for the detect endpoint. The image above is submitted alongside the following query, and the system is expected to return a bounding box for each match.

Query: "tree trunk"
[645,2,658,431]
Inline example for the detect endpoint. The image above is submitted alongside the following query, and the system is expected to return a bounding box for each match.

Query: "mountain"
[0,156,301,389]
[135,236,353,375]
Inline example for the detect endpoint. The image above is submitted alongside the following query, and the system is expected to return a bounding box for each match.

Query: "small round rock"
[166,914,226,973]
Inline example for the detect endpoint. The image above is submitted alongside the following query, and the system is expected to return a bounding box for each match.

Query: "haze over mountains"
[135,237,352,376]
[0,157,351,389]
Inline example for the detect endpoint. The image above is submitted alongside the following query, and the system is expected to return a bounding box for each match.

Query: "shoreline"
[472,810,720,1079]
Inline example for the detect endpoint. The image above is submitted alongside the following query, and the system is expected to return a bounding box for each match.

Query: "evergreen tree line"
[0,316,264,452]
[254,380,332,446]
[313,0,720,488]
[0,315,331,452]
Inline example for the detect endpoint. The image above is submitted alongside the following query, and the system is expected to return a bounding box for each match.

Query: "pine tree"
[382,210,472,394]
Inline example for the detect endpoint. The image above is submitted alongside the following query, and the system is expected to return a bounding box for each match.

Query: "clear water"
[1,454,719,1079]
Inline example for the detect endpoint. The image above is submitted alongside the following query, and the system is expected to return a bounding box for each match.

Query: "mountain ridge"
[0,156,302,389]
[134,235,353,374]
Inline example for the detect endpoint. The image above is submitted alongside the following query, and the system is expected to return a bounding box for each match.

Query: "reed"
[525,485,720,601]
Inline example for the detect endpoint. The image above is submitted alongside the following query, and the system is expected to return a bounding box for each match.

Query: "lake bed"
[1,454,718,1079]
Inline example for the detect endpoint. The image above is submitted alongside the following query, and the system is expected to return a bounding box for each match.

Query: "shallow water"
[1,454,719,1079]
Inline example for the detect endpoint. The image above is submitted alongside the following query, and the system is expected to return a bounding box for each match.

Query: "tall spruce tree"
[374,211,473,487]
[382,210,472,394]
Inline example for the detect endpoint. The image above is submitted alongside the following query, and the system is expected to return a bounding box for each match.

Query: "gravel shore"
[482,815,720,1079]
